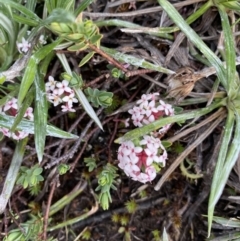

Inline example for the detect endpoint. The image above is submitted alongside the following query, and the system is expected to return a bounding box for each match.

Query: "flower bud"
[50,22,63,33]
[59,23,72,33]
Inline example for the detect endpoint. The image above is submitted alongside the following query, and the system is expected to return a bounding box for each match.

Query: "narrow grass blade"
[208,111,240,235]
[57,53,103,130]
[49,181,87,216]
[115,99,226,143]
[218,6,238,97]
[212,216,240,228]
[74,87,103,130]
[74,0,94,16]
[45,0,75,13]
[162,227,169,241]
[0,138,28,214]
[157,0,227,90]
[0,0,41,25]
[96,19,173,39]
[0,114,78,139]
[101,46,175,75]
[34,70,48,163]
[18,39,62,106]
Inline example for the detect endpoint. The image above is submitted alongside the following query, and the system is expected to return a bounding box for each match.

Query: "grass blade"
[18,39,62,106]
[0,138,28,214]
[0,114,78,139]
[34,70,48,163]
[218,6,238,97]
[208,111,240,235]
[101,46,175,75]
[157,0,227,90]
[115,99,226,143]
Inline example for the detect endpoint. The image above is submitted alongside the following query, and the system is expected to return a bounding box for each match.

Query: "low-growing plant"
[17,164,44,189]
[0,0,239,239]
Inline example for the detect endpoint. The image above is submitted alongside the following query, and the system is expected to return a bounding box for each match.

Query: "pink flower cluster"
[118,135,167,183]
[128,93,174,134]
[117,93,174,183]
[0,98,33,140]
[45,76,78,112]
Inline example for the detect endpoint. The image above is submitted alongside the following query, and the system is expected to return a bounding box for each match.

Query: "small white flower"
[48,94,62,106]
[62,93,78,106]
[136,94,151,107]
[56,80,72,95]
[158,100,174,116]
[124,118,130,127]
[61,103,76,112]
[39,35,47,45]
[45,76,57,92]
[17,37,31,53]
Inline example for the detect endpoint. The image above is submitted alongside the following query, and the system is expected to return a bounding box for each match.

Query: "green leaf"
[161,140,172,148]
[49,183,87,216]
[0,0,41,25]
[89,34,103,45]
[74,86,103,130]
[56,53,103,130]
[74,0,94,16]
[101,46,175,75]
[67,42,87,51]
[0,113,79,139]
[115,99,226,143]
[11,87,34,132]
[43,8,75,25]
[18,39,62,106]
[12,13,39,26]
[0,138,27,214]
[34,70,48,163]
[33,167,43,176]
[157,0,227,90]
[45,0,75,13]
[218,6,238,98]
[78,51,95,67]
[208,112,240,235]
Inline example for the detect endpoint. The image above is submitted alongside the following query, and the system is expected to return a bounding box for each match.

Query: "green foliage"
[120,214,129,226]
[81,228,91,240]
[0,5,18,71]
[4,214,43,241]
[172,142,184,154]
[104,95,121,115]
[139,190,147,199]
[61,71,83,88]
[28,184,41,196]
[112,213,120,223]
[152,230,161,241]
[50,19,103,66]
[57,164,70,175]
[125,199,138,213]
[17,164,44,189]
[84,157,97,172]
[95,163,118,210]
[84,87,113,108]
[111,67,123,78]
